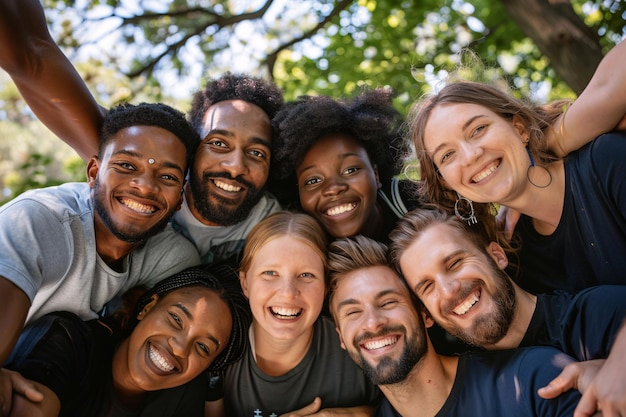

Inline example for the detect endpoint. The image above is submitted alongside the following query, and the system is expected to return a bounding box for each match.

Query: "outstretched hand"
[0,368,43,417]
[537,359,626,417]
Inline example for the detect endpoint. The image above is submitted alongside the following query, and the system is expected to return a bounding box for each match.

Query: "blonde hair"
[240,211,329,285]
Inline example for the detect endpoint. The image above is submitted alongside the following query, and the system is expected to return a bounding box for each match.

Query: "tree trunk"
[499,0,604,94]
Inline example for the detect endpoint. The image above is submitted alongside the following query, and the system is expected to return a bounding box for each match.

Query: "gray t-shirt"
[0,182,200,323]
[171,192,281,264]
[221,317,381,416]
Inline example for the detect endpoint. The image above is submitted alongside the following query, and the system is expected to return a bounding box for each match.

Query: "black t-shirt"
[5,312,206,417]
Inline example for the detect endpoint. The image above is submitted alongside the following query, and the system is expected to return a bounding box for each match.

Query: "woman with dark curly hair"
[271,89,421,243]
[3,264,250,417]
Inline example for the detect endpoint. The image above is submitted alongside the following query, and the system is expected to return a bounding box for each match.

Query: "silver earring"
[454,193,478,225]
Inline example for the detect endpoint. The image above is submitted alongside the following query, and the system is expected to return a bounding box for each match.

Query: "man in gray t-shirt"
[0,103,200,376]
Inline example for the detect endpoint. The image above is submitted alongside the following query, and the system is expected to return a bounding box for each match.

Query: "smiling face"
[424,102,530,205]
[332,265,429,385]
[297,134,381,239]
[88,125,186,244]
[240,234,326,343]
[187,99,272,226]
[398,223,516,347]
[122,286,232,392]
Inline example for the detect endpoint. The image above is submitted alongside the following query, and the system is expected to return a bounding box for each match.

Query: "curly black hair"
[99,102,199,173]
[271,88,408,187]
[187,72,284,138]
[134,264,251,373]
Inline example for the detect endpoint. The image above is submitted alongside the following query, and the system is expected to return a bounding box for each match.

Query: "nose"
[278,278,300,298]
[130,171,159,193]
[362,305,387,332]
[459,141,483,166]
[168,335,190,359]
[220,149,247,178]
[321,176,348,197]
[435,274,460,300]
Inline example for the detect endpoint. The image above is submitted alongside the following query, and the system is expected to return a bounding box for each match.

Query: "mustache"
[201,171,255,190]
[354,325,406,346]
[441,283,478,316]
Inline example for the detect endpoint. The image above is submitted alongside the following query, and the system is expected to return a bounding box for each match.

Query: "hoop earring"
[454,193,478,225]
[526,147,552,188]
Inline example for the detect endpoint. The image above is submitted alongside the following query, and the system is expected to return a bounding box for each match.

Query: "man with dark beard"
[172,73,284,265]
[327,235,585,417]
[388,208,626,416]
[0,1,284,267]
[0,103,201,388]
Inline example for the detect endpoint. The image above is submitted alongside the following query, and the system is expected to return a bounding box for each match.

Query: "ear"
[335,326,347,351]
[421,308,435,329]
[373,164,382,190]
[175,193,184,211]
[486,241,509,270]
[239,271,249,298]
[86,156,100,188]
[137,294,159,320]
[512,115,530,143]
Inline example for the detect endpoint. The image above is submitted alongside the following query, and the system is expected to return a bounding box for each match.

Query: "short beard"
[189,171,264,226]
[93,179,170,244]
[447,260,516,347]
[353,325,427,386]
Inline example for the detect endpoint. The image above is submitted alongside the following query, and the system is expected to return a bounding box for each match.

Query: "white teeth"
[271,307,302,319]
[120,198,156,213]
[214,180,242,192]
[453,292,480,315]
[472,162,499,183]
[326,203,356,216]
[149,344,175,372]
[363,336,398,350]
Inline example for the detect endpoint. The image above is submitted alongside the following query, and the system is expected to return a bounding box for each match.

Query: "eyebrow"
[112,149,184,174]
[428,114,486,158]
[174,303,221,347]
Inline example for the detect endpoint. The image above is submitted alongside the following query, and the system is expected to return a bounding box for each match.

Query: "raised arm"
[0,0,104,161]
[548,40,626,157]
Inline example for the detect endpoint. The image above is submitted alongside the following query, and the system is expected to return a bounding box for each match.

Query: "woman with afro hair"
[270,89,421,243]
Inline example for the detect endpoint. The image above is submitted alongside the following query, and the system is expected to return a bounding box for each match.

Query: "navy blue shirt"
[520,285,626,360]
[375,347,580,417]
[515,132,626,293]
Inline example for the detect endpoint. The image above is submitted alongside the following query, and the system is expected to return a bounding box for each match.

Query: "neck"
[380,351,458,417]
[111,339,145,409]
[94,219,137,269]
[486,284,537,350]
[251,321,314,376]
[505,161,565,235]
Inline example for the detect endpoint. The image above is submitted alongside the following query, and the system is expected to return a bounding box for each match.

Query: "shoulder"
[0,183,92,220]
